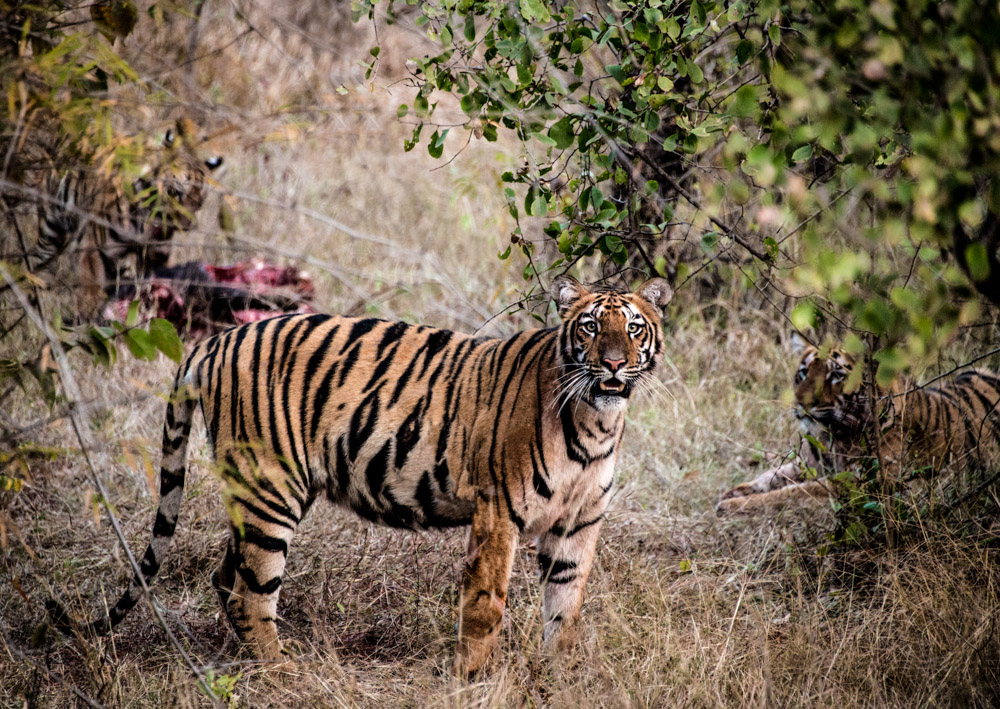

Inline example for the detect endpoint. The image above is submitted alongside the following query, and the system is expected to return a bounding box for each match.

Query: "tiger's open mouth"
[594,379,629,397]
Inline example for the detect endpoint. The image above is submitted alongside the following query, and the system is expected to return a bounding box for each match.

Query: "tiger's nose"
[603,358,626,372]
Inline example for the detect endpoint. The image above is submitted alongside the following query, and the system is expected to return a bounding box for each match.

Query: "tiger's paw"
[715,484,759,514]
[715,493,758,515]
[452,635,497,678]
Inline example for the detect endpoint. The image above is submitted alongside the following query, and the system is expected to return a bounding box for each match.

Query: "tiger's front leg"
[537,511,605,655]
[454,494,518,676]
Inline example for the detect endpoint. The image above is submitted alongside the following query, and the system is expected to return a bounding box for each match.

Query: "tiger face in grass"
[23,117,222,317]
[51,275,672,674]
[717,337,1000,514]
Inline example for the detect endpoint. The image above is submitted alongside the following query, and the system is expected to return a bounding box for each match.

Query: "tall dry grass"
[2,2,999,707]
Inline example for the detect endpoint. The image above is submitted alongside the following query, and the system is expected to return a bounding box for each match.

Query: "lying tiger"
[717,338,1000,514]
[15,117,222,318]
[50,275,672,674]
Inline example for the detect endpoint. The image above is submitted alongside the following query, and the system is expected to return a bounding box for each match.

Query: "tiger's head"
[552,275,672,412]
[132,117,223,245]
[791,337,872,438]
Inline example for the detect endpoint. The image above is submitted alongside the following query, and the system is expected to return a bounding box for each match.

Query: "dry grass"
[3,4,1000,708]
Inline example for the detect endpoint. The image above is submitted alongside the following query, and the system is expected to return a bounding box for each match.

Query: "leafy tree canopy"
[358,0,1000,382]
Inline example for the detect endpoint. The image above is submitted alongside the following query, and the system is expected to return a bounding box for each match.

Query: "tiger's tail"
[48,354,201,637]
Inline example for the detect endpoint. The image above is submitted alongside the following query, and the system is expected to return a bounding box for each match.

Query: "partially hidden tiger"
[48,275,672,673]
[716,336,1000,514]
[15,117,222,318]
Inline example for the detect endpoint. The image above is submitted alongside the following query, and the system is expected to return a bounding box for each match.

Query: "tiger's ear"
[551,275,589,320]
[634,278,672,319]
[789,331,810,356]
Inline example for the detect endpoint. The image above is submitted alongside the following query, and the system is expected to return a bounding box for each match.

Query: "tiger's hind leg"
[217,455,309,660]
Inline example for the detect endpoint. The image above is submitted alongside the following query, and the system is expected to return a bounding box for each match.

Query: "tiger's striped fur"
[717,340,1000,514]
[23,118,222,317]
[63,276,671,672]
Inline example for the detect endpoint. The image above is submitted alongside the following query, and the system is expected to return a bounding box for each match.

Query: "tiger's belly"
[311,426,614,537]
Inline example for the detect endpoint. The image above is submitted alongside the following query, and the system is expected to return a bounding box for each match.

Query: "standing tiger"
[12,117,222,317]
[50,276,672,673]
[716,338,1000,514]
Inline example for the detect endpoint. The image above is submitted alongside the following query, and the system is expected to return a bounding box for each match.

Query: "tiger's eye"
[581,321,597,334]
[627,322,642,335]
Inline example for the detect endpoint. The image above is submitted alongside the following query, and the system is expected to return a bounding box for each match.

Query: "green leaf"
[427,128,449,158]
[464,13,476,42]
[532,132,557,147]
[149,318,183,362]
[594,206,617,224]
[965,242,991,281]
[791,144,813,163]
[125,328,156,361]
[547,116,574,149]
[519,0,551,23]
[735,39,754,64]
[688,61,703,84]
[768,23,781,47]
[396,103,409,118]
[460,92,484,115]
[790,301,816,331]
[731,85,758,117]
[530,193,548,216]
[125,299,140,328]
[590,186,604,210]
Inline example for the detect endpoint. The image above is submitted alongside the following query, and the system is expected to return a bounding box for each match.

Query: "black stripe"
[302,324,341,420]
[337,340,363,387]
[279,318,317,491]
[310,359,341,440]
[231,495,298,531]
[205,331,229,445]
[376,320,410,351]
[160,467,184,490]
[365,439,391,500]
[335,435,351,497]
[394,403,423,470]
[241,523,289,556]
[531,444,552,499]
[362,338,403,392]
[433,458,451,494]
[243,321,268,440]
[380,486,416,529]
[235,564,282,595]
[139,544,160,577]
[264,316,299,480]
[550,514,603,538]
[227,323,251,456]
[151,510,175,537]
[389,341,432,406]
[349,383,386,461]
[339,318,382,354]
[537,554,577,579]
[416,330,455,380]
